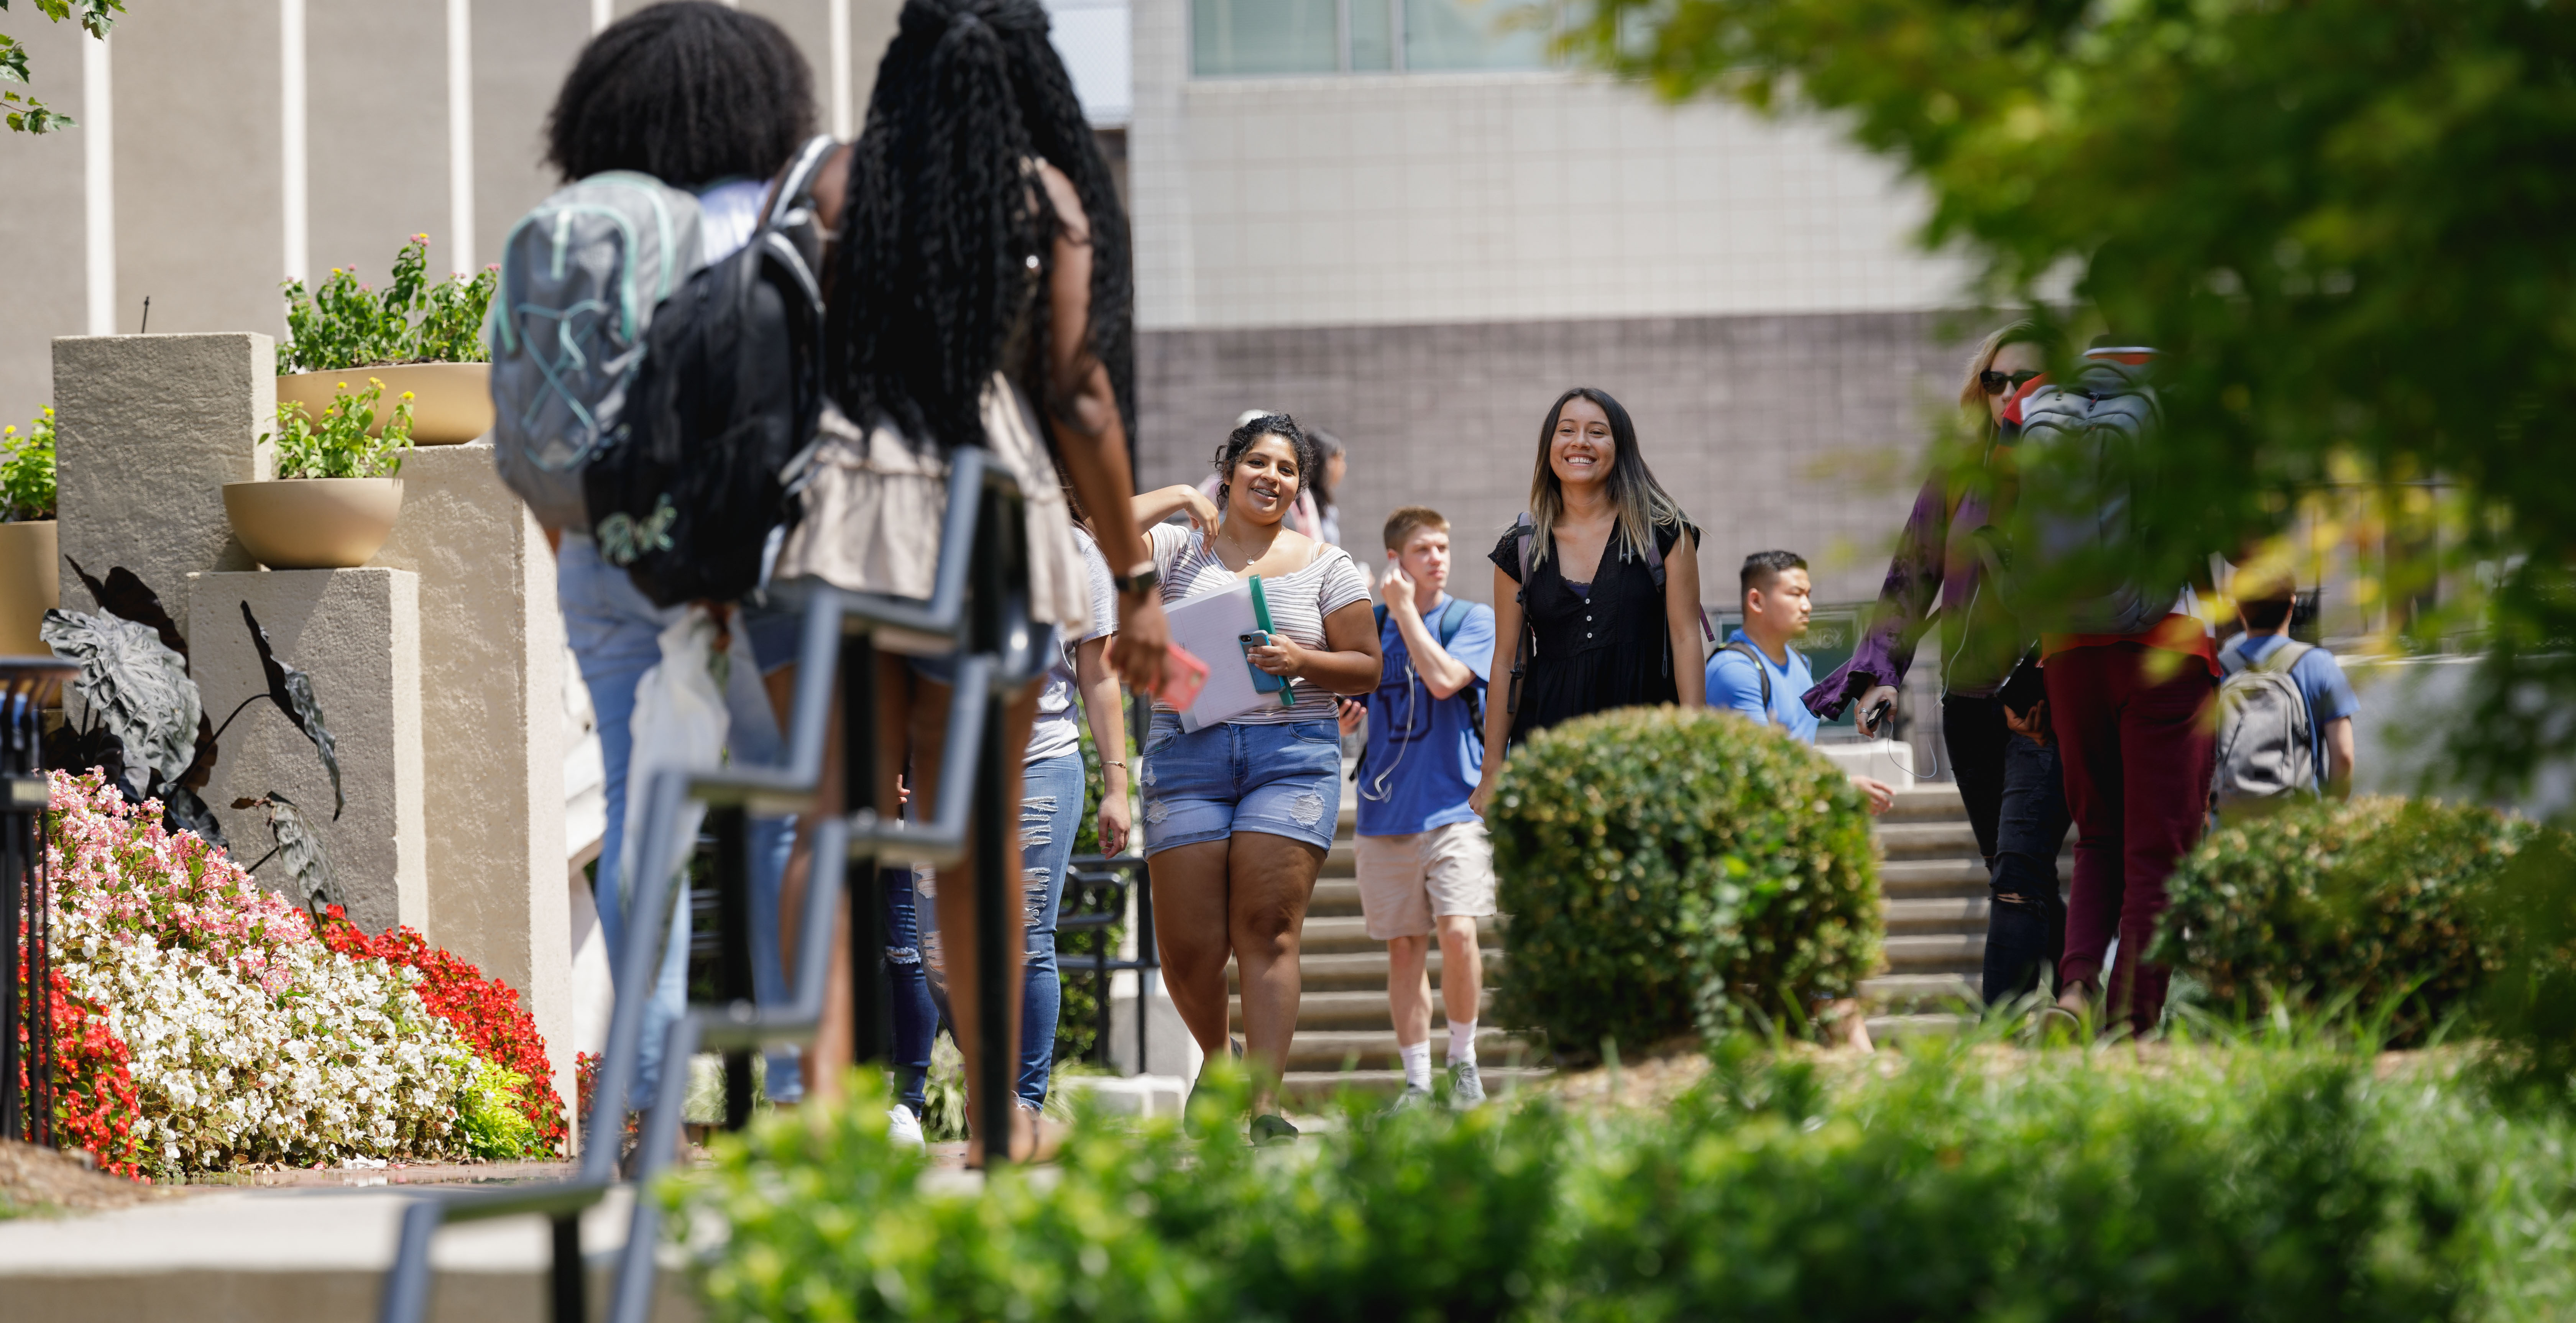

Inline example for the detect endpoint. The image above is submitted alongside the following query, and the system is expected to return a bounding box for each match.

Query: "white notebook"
[1164,577,1281,732]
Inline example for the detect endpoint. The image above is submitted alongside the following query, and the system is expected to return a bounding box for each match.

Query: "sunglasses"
[1981,368,2043,395]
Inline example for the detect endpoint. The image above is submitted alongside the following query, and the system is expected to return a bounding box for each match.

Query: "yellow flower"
[400,392,415,401]
[3,427,14,438]
[336,381,349,390]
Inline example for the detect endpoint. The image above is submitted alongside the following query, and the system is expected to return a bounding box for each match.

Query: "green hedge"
[1485,707,1880,1055]
[670,1045,2576,1322]
[2154,796,2546,1041]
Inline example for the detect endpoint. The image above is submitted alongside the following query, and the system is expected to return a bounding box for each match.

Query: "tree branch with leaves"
[1,0,124,134]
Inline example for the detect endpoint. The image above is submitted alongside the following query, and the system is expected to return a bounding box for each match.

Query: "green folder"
[1247,575,1295,707]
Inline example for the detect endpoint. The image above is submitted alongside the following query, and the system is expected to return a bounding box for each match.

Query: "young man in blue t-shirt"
[1337,506,1497,1110]
[1705,550,1895,814]
[2222,577,2359,796]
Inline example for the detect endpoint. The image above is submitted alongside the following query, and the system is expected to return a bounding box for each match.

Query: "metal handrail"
[380,446,1039,1323]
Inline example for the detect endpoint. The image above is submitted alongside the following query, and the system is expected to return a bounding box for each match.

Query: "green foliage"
[670,1043,2576,1322]
[457,1059,542,1160]
[674,1063,1566,1323]
[0,0,121,134]
[1485,706,1880,1057]
[2156,796,2554,1043]
[0,404,57,521]
[279,235,496,373]
[268,377,414,479]
[1567,0,2576,804]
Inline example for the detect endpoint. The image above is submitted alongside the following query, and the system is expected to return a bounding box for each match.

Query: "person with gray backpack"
[493,2,824,1114]
[2214,571,2357,805]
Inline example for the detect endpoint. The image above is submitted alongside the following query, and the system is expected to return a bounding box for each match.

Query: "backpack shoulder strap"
[1514,512,1535,586]
[2253,640,2314,675]
[763,135,840,234]
[1722,640,1773,712]
[1434,596,1472,649]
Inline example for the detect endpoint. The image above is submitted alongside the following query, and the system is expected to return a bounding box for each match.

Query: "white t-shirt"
[695,179,766,266]
[1148,522,1371,725]
[1026,530,1117,765]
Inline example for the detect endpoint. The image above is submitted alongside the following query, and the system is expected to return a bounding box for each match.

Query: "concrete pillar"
[371,442,575,1131]
[186,568,427,936]
[53,334,275,624]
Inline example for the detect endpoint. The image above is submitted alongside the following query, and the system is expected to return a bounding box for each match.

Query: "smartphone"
[1158,642,1210,710]
[1996,647,2046,718]
[1239,630,1289,694]
[1863,698,1895,735]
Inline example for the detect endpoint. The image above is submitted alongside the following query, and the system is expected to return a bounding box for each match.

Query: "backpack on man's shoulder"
[1372,596,1485,732]
[489,172,706,532]
[583,136,838,608]
[2213,636,2318,806]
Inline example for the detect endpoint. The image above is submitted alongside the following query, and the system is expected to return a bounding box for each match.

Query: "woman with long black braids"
[772,0,1171,1164]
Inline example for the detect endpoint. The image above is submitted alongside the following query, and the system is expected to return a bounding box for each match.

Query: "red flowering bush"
[320,908,565,1156]
[13,960,149,1179]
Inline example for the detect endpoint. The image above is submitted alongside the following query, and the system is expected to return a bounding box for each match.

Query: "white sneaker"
[887,1103,925,1151]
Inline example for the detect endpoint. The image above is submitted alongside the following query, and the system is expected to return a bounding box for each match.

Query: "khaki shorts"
[1352,821,1498,941]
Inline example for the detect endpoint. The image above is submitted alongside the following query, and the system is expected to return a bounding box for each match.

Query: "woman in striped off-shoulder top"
[1129,414,1381,1141]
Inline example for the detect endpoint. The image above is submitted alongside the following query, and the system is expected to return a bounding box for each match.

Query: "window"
[1189,0,1557,77]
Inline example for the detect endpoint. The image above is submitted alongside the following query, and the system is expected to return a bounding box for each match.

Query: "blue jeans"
[1138,716,1344,856]
[884,865,937,1116]
[1015,752,1086,1108]
[559,535,797,1101]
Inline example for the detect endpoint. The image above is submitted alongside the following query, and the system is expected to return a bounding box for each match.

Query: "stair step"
[1866,1012,1972,1041]
[1860,972,1978,1009]
[1878,858,1991,898]
[1239,949,1503,993]
[1878,785,1969,822]
[1268,1028,1528,1073]
[1280,1065,1549,1104]
[1308,880,1364,918]
[1884,895,1990,933]
[1882,933,1986,970]
[1295,914,1504,955]
[1235,989,1493,1031]
[1875,821,1985,861]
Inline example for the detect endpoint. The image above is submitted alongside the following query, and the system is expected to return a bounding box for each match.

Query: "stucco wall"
[1128,0,1970,332]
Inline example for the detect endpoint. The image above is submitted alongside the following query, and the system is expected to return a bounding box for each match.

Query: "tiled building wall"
[1128,0,1972,332]
[1135,307,1983,609]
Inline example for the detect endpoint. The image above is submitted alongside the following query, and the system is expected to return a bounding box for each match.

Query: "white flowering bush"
[46,771,482,1175]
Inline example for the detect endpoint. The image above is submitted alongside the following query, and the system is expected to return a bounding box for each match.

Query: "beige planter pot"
[0,520,58,655]
[276,362,493,445]
[223,478,405,570]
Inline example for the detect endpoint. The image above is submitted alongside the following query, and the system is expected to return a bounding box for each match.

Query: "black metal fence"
[0,658,74,1149]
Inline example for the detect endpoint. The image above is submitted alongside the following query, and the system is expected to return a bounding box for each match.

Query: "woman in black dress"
[1469,387,1706,815]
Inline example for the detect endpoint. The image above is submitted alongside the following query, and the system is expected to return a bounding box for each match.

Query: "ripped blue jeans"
[1015,751,1087,1108]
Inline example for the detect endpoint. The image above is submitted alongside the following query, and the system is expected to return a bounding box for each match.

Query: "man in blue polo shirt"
[1707,550,1895,814]
[1337,505,1496,1110]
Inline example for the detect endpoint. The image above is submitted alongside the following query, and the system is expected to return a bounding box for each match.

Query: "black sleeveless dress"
[1492,519,1700,744]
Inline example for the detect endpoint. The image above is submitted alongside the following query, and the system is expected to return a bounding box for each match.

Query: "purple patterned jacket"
[1803,467,2026,720]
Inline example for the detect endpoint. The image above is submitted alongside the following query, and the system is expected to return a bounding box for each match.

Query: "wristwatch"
[1113,561,1160,596]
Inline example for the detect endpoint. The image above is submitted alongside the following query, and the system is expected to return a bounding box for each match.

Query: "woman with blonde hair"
[1468,386,1706,815]
[1803,321,2073,1007]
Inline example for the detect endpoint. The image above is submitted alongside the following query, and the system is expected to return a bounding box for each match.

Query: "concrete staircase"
[1234,780,1994,1101]
[1230,799,1548,1103]
[1861,785,1991,1039]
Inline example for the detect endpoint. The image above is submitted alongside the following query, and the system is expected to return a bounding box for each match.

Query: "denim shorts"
[1139,715,1344,856]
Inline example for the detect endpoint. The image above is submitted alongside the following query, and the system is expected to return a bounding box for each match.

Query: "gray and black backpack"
[2213,638,2317,806]
[1998,353,2180,635]
[488,172,706,531]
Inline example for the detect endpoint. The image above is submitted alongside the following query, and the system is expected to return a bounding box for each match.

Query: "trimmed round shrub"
[2154,796,2549,1041]
[1487,707,1881,1056]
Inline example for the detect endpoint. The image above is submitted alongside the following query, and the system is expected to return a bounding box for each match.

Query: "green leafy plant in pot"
[278,233,498,444]
[0,405,59,653]
[225,377,414,571]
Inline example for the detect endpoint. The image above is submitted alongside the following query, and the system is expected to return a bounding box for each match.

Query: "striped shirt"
[1149,521,1372,725]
